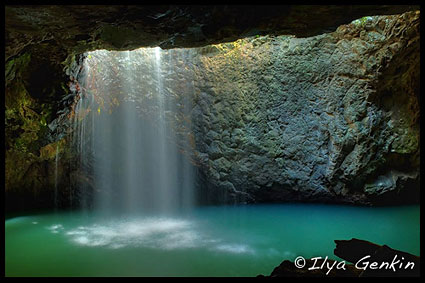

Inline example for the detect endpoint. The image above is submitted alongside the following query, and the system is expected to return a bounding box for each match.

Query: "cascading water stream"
[54,144,59,210]
[155,47,168,213]
[71,47,196,215]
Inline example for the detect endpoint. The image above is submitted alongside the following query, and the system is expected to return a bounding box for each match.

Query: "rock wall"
[189,12,420,205]
[4,10,420,210]
[5,5,418,61]
[5,51,74,212]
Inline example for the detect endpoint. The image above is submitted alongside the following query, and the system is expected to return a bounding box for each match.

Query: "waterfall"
[72,47,196,214]
[54,144,59,210]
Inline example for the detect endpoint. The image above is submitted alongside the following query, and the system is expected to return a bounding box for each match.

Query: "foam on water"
[48,217,242,253]
[6,204,420,276]
[46,216,258,254]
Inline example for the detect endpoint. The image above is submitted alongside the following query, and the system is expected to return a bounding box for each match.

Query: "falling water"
[72,47,196,215]
[54,144,59,210]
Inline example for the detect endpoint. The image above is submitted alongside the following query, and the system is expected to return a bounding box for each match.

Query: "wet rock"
[261,258,361,277]
[4,8,420,209]
[5,5,418,60]
[259,238,419,277]
[334,238,420,277]
[190,11,420,205]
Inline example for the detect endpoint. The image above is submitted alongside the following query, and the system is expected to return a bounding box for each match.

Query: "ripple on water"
[6,205,420,276]
[51,217,254,254]
[214,244,255,254]
[47,224,64,233]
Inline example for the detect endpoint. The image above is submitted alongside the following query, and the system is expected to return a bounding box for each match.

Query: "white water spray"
[72,47,195,214]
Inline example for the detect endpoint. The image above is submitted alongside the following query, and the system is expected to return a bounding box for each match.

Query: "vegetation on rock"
[4,10,420,210]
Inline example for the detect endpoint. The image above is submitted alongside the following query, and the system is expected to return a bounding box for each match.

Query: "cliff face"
[5,50,73,211]
[4,9,420,210]
[5,5,418,61]
[189,12,420,205]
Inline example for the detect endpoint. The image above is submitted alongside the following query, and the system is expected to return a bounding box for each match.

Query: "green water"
[5,203,420,277]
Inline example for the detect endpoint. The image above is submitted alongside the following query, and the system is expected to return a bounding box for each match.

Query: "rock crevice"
[4,8,420,210]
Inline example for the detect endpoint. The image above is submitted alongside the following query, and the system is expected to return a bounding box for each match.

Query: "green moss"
[39,138,67,160]
[5,52,69,191]
[391,127,419,154]
[352,16,373,27]
[5,53,44,156]
[5,53,31,85]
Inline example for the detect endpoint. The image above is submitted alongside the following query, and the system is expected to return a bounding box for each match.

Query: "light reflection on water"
[5,204,420,276]
[50,216,253,254]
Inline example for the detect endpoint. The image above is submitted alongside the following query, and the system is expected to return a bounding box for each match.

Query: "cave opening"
[5,7,420,277]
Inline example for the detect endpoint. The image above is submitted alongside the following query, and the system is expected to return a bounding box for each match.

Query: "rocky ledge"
[4,6,421,210]
[259,238,420,277]
[5,5,418,61]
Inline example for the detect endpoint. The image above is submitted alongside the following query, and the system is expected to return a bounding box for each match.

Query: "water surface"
[5,203,420,276]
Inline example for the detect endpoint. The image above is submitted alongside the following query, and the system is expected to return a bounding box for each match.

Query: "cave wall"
[5,5,419,61]
[4,7,420,210]
[188,12,420,205]
[5,51,74,212]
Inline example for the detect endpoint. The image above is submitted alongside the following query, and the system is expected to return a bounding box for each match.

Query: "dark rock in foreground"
[258,258,361,277]
[334,238,420,277]
[259,238,420,277]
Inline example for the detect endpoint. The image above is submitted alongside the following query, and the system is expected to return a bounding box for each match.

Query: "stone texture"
[5,5,418,61]
[188,11,420,205]
[4,8,420,210]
